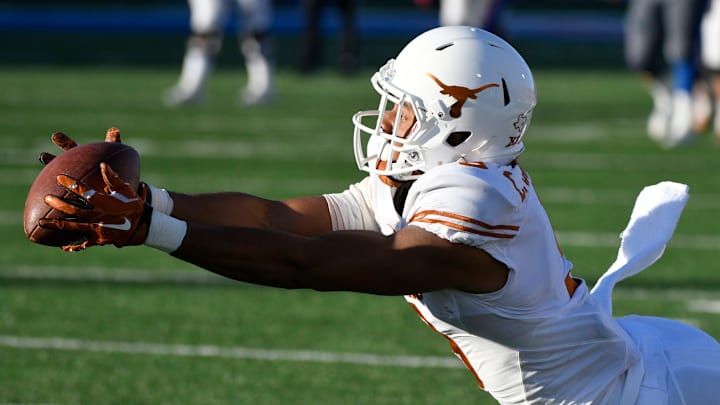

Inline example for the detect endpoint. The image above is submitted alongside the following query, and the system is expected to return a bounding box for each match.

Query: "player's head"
[353,26,536,181]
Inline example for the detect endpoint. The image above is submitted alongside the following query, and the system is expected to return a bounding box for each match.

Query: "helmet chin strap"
[379,175,403,188]
[375,155,426,185]
[375,160,405,187]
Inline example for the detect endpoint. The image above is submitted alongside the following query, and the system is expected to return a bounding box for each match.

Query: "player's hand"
[38,162,152,252]
[38,127,151,203]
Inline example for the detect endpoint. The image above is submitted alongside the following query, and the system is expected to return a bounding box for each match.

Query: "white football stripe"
[4,139,718,168]
[0,335,462,369]
[555,231,720,250]
[687,300,720,314]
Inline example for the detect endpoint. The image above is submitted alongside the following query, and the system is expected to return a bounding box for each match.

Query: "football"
[24,141,141,246]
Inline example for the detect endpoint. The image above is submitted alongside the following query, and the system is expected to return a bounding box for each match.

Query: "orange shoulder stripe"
[412,217,517,239]
[410,210,519,239]
[458,161,488,169]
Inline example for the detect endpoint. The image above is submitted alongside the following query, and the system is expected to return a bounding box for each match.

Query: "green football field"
[1,66,720,404]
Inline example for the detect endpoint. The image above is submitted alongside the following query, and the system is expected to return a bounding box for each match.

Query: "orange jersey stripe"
[410,210,519,239]
[458,161,489,169]
[411,210,519,231]
[412,217,517,239]
[406,300,485,389]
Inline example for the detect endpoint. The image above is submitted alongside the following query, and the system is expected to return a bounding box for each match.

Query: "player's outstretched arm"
[168,221,508,295]
[39,163,507,294]
[167,192,333,237]
[36,128,329,236]
[40,164,334,249]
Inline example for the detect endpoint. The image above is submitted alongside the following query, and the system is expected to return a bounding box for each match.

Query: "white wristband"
[145,210,187,253]
[147,184,174,215]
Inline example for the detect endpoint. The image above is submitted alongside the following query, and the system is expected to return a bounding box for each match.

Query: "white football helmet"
[353,26,537,181]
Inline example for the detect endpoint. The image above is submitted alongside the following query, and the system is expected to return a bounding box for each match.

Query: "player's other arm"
[171,222,508,295]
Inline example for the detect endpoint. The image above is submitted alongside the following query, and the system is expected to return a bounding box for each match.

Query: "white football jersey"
[324,160,640,404]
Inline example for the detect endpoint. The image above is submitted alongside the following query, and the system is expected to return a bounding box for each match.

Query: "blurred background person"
[623,0,706,148]
[164,0,275,107]
[297,0,360,75]
[440,0,507,36]
[701,0,720,140]
[414,0,508,37]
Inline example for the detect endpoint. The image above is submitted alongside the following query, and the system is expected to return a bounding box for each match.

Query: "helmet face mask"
[353,65,441,181]
[353,26,537,181]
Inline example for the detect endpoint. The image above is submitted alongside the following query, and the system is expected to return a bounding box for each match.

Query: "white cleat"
[646,107,670,144]
[162,87,205,107]
[664,91,696,148]
[239,88,274,106]
[646,82,671,144]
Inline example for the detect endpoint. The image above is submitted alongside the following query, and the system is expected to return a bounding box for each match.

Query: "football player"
[413,0,507,37]
[39,26,720,404]
[297,0,360,75]
[441,0,506,35]
[163,0,274,106]
[623,0,706,147]
[701,0,720,140]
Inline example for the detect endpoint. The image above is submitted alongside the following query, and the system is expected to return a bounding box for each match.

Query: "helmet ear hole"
[501,78,510,106]
[446,131,472,147]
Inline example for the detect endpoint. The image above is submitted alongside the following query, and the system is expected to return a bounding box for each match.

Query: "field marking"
[4,139,719,170]
[2,269,719,365]
[537,187,719,209]
[4,162,718,208]
[4,266,720,316]
[556,231,720,250]
[684,300,720,314]
[4,265,720,291]
[5,190,720,248]
[5,266,720,312]
[0,335,462,369]
[521,151,716,171]
[3,224,720,251]
[1,265,229,285]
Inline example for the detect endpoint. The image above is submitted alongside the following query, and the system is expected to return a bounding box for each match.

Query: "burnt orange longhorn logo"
[426,73,499,118]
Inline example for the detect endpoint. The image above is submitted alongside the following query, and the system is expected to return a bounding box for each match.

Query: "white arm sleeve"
[323,177,380,232]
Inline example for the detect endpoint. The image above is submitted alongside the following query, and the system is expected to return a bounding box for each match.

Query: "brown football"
[24,141,141,246]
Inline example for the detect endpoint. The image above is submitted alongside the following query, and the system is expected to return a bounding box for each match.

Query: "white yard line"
[556,231,720,250]
[2,269,719,364]
[0,335,462,369]
[685,299,720,314]
[4,139,719,169]
[4,221,720,250]
[4,266,720,297]
[1,265,227,284]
